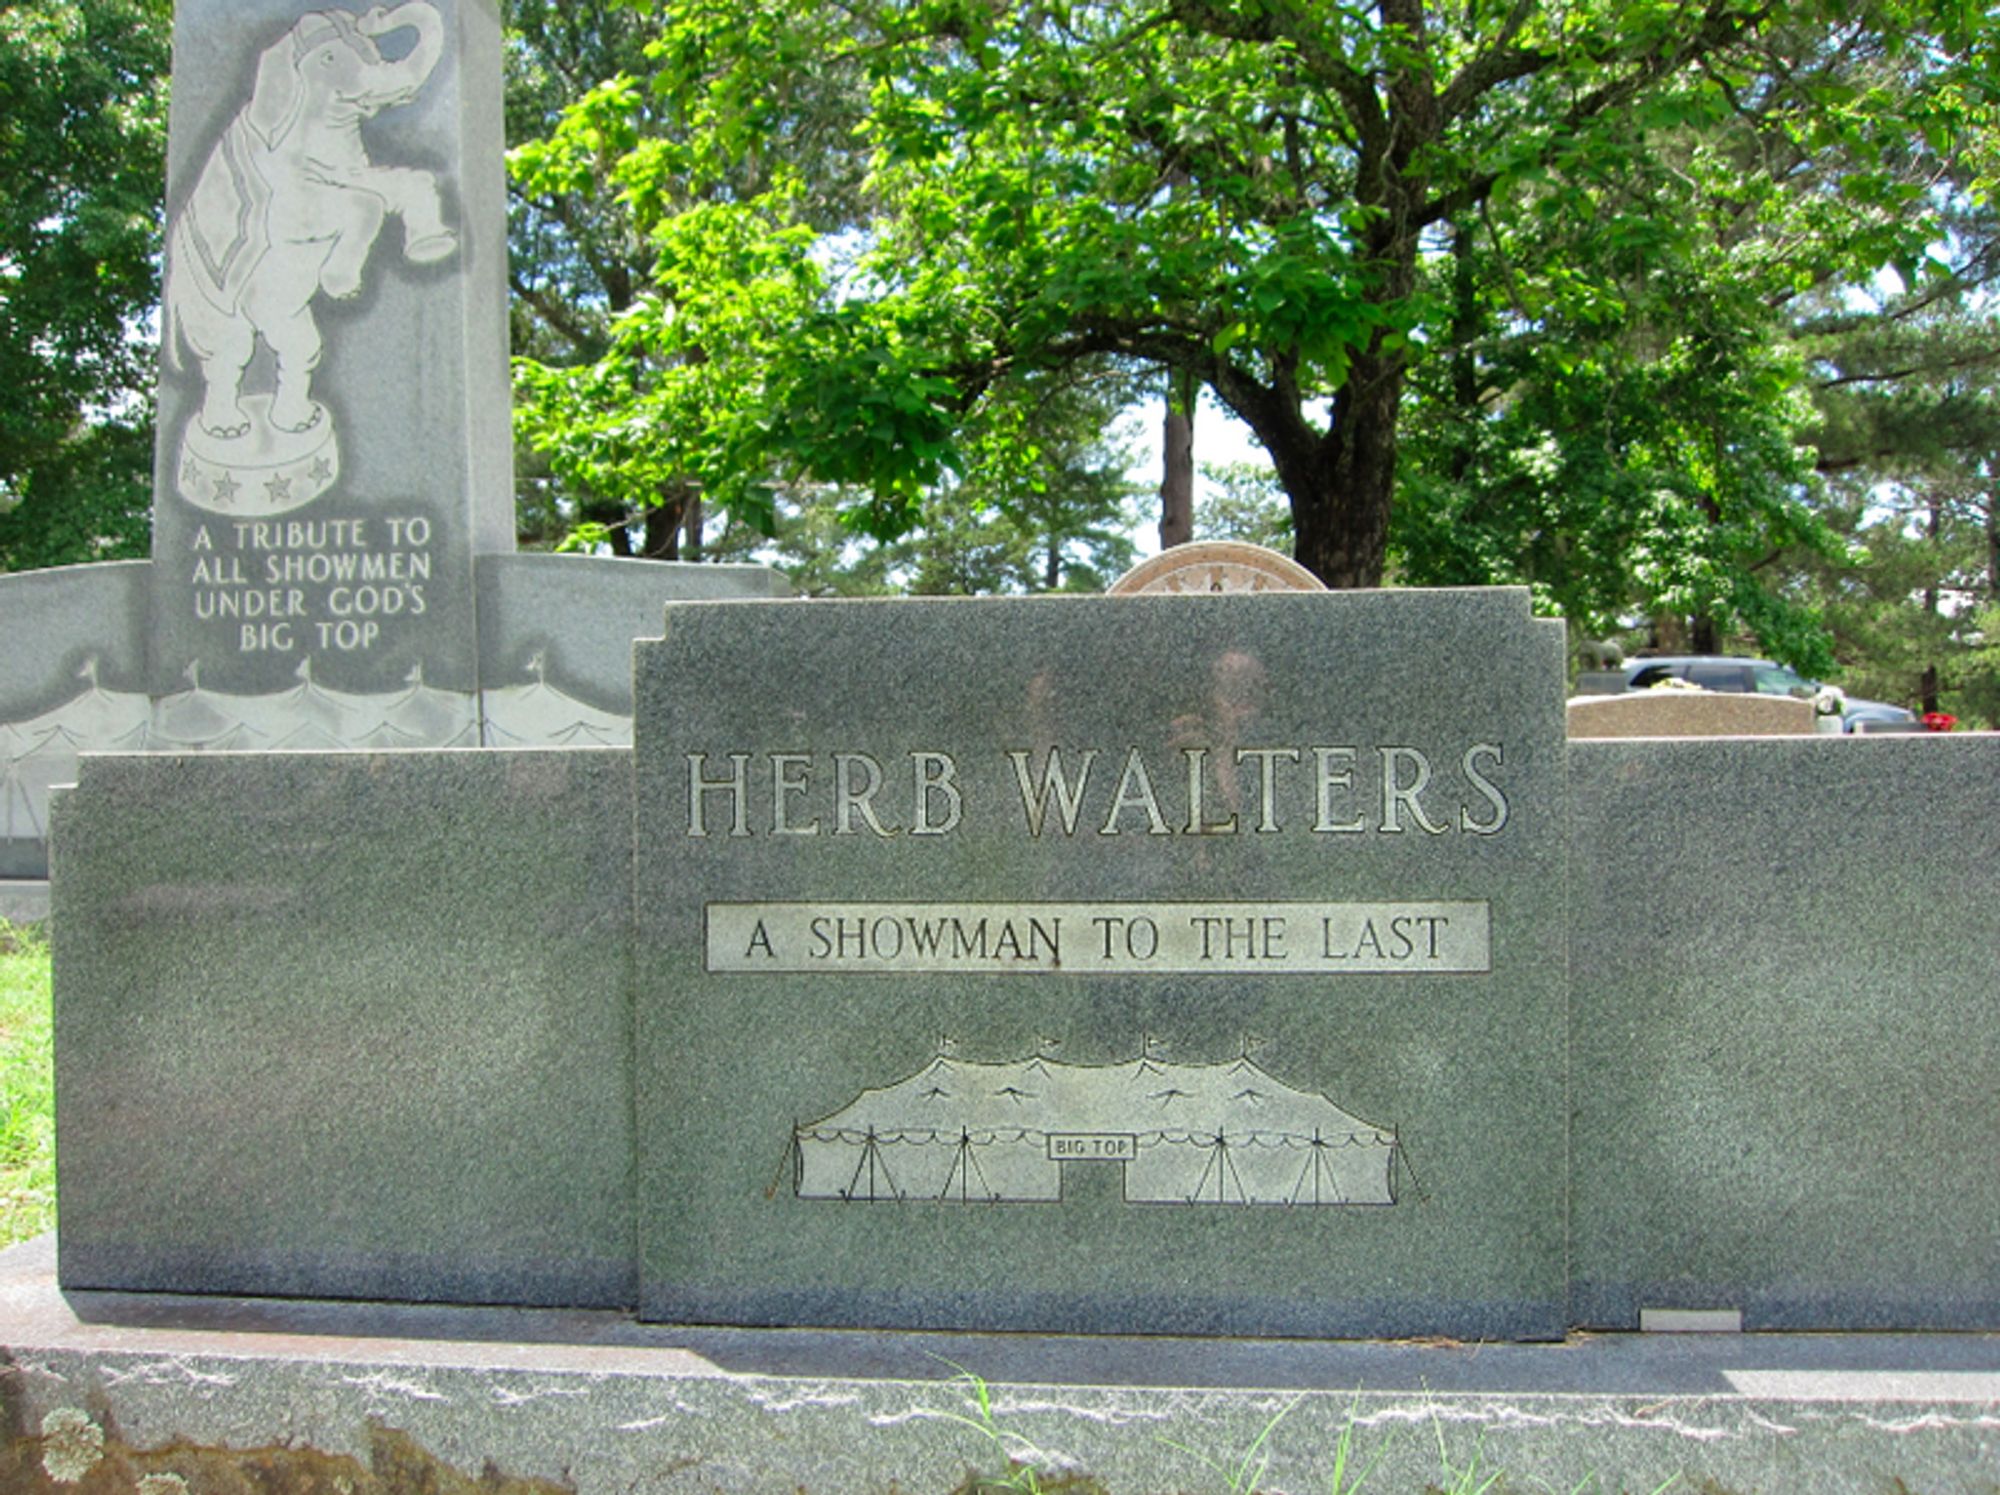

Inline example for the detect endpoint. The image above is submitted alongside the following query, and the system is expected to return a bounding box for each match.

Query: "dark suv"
[1620,656,1917,730]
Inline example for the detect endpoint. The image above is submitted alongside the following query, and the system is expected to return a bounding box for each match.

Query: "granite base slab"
[5,1237,1997,1494]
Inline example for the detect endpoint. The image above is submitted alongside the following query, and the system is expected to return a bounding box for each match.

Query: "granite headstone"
[632,590,1570,1338]
[1566,690,1815,738]
[0,564,151,877]
[1568,735,2000,1329]
[0,0,784,884]
[52,748,635,1307]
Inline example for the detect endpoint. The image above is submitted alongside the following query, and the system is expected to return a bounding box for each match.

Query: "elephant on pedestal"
[166,3,456,443]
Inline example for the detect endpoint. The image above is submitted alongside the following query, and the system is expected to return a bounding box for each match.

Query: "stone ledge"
[0,882,49,926]
[5,1237,1997,1493]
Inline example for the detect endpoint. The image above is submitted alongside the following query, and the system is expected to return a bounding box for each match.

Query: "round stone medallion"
[1107,540,1325,595]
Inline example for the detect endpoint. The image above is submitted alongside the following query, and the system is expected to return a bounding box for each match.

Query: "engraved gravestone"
[147,0,508,735]
[632,590,1570,1338]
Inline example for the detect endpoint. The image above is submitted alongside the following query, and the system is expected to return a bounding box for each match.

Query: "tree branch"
[510,277,605,360]
[1420,0,1777,228]
[1164,0,1384,149]
[1811,345,2000,389]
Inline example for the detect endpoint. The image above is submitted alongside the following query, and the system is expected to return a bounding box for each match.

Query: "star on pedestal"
[308,456,334,484]
[264,473,293,505]
[211,472,241,505]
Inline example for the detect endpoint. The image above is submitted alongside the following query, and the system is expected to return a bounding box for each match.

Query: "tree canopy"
[0,0,169,572]
[513,0,1999,634]
[9,0,2000,718]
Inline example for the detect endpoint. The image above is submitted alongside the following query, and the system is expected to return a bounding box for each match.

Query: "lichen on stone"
[136,1475,191,1495]
[38,1407,105,1484]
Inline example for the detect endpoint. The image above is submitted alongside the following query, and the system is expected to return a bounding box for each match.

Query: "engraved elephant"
[166,3,456,440]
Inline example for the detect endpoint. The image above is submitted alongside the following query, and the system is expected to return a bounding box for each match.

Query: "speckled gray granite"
[49,749,635,1307]
[477,553,788,722]
[147,0,510,702]
[0,563,152,877]
[1569,735,2000,1330]
[5,1236,2000,1495]
[633,590,1570,1339]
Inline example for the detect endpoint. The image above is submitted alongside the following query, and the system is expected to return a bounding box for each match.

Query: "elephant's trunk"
[353,3,445,112]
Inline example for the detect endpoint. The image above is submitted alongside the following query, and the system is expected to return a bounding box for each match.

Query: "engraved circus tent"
[0,662,151,842]
[790,1047,1400,1207]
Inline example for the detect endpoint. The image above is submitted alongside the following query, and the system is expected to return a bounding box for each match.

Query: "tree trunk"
[1923,494,1944,715]
[1688,488,1724,653]
[1285,349,1404,588]
[1987,491,1999,598]
[683,493,704,561]
[1274,196,1421,588]
[642,493,687,560]
[1157,165,1197,553]
[1446,220,1480,489]
[582,498,633,558]
[1159,369,1196,551]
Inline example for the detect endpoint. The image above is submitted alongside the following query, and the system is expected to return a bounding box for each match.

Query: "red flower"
[1923,712,1958,733]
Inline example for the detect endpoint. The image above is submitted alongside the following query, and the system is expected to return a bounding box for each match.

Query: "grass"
[934,1364,1689,1495]
[0,919,55,1247]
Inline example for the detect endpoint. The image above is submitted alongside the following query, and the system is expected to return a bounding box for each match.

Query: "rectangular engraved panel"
[706,901,1490,974]
[637,590,1572,1339]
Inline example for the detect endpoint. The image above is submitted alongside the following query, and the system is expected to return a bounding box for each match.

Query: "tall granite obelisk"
[0,0,781,884]
[146,0,508,746]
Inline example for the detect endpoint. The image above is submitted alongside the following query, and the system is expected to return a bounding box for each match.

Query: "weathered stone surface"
[1566,690,1816,737]
[476,553,788,745]
[1570,735,2000,1329]
[0,563,152,877]
[50,749,634,1307]
[633,589,1570,1338]
[6,1235,2000,1495]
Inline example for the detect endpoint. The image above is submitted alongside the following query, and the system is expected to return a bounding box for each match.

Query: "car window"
[1628,665,1677,689]
[1686,663,1749,691]
[1748,663,1812,697]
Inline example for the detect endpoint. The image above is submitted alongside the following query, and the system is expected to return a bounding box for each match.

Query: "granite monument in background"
[149,0,505,722]
[0,0,783,881]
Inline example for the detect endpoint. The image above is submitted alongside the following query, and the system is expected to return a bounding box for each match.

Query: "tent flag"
[791,1049,1399,1207]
